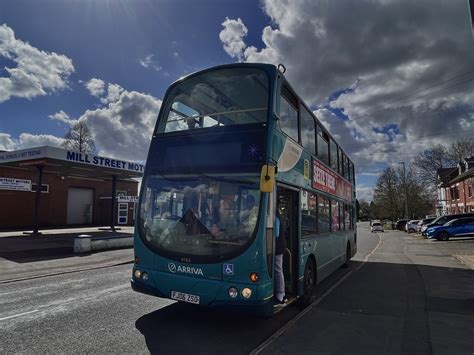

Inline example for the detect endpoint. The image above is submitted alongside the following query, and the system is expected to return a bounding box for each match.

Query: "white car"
[371,222,384,233]
[405,220,420,233]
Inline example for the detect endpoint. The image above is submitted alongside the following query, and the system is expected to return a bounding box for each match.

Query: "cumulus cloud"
[0,133,15,151]
[0,23,74,103]
[78,88,161,160]
[49,110,76,126]
[139,54,162,72]
[0,132,65,150]
[63,80,160,160]
[219,17,248,61]
[220,1,474,188]
[84,78,105,97]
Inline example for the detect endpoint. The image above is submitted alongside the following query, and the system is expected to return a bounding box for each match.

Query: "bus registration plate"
[171,291,200,304]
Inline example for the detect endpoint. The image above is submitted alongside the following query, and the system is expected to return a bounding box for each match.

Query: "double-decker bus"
[131,63,356,316]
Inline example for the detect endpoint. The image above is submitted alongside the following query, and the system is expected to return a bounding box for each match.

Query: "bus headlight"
[228,287,238,298]
[241,288,252,299]
[142,272,149,282]
[134,269,142,279]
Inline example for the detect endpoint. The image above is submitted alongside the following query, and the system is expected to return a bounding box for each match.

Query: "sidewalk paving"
[257,229,474,354]
[0,227,135,283]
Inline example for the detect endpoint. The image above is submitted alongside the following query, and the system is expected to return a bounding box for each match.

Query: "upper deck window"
[160,68,269,133]
[301,107,316,154]
[277,86,298,142]
[317,124,329,166]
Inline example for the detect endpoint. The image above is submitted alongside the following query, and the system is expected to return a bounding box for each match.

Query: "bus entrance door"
[277,187,299,299]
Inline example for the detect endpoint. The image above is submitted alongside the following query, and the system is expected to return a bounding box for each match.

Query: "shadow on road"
[134,262,358,355]
[135,301,298,355]
[134,259,474,355]
[0,231,132,263]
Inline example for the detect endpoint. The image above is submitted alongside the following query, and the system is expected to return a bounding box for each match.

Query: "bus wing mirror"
[260,165,276,193]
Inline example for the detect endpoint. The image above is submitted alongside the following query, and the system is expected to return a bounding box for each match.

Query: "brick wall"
[0,166,138,230]
[445,177,474,214]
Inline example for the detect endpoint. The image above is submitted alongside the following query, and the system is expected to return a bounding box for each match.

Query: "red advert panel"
[312,158,352,202]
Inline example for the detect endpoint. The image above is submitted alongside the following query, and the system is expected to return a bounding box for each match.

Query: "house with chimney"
[437,157,474,215]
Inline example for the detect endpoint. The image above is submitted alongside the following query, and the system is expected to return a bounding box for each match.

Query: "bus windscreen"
[139,174,261,261]
[159,68,269,133]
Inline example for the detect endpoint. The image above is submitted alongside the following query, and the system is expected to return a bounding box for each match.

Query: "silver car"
[371,222,384,233]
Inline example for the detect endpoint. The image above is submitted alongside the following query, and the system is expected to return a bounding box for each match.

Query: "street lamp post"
[399,162,408,219]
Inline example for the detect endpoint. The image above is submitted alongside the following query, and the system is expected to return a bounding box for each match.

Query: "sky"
[0,0,473,201]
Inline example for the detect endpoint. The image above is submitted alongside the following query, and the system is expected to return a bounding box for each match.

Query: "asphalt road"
[0,223,472,354]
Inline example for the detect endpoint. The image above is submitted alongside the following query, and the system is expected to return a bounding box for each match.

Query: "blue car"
[426,217,474,241]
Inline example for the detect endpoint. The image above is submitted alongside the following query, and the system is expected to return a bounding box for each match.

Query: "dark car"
[426,217,474,240]
[422,213,474,236]
[395,219,409,231]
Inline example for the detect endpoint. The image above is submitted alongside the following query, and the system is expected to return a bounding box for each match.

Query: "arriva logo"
[168,262,204,276]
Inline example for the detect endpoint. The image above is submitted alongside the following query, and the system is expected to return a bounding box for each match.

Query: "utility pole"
[399,162,408,219]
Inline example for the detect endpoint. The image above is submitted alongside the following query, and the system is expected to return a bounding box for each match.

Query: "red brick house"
[441,157,474,215]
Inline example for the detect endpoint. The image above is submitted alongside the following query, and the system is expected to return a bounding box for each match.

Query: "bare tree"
[62,122,96,154]
[373,167,402,220]
[447,138,474,163]
[373,166,434,220]
[413,145,451,189]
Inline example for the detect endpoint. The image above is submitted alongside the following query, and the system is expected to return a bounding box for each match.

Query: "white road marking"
[0,309,39,321]
[250,231,383,355]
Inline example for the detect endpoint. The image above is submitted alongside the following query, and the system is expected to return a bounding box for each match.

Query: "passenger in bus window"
[186,117,198,129]
[210,223,225,238]
[241,195,257,227]
[274,205,287,306]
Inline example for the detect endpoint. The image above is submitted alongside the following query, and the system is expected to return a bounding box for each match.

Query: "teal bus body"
[131,63,356,316]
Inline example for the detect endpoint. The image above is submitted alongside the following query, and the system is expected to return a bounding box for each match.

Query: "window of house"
[278,86,298,142]
[300,107,316,154]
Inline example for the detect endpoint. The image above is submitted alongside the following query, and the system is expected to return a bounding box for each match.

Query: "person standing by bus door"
[274,208,287,306]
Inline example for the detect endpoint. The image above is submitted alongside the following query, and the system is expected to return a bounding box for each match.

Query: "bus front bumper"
[130,268,274,316]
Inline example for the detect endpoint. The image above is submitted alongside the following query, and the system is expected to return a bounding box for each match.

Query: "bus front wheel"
[298,259,316,309]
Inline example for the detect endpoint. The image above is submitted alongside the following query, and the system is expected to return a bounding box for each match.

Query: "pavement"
[255,223,474,355]
[0,226,134,283]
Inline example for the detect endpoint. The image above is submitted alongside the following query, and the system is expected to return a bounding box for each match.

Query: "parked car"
[426,217,474,240]
[395,219,409,231]
[422,213,474,236]
[419,217,436,234]
[371,222,384,233]
[405,220,420,233]
[370,219,381,226]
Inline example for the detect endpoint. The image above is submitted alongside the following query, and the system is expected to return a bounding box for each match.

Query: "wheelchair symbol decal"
[223,263,234,275]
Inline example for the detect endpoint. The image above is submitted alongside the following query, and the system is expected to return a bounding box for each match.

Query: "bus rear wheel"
[298,259,316,309]
[343,243,351,268]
